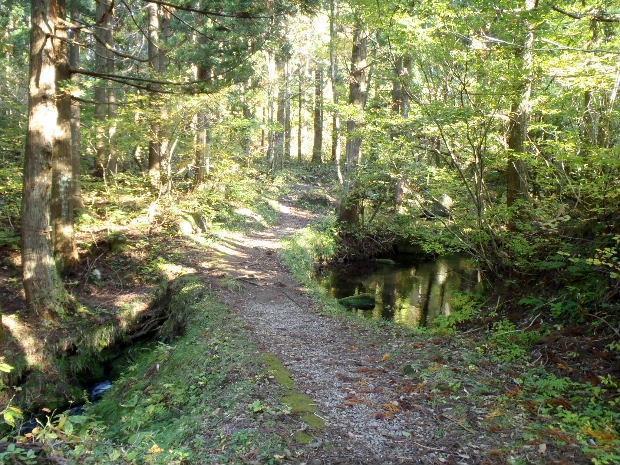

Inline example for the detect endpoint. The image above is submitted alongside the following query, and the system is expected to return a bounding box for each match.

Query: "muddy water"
[318,257,482,328]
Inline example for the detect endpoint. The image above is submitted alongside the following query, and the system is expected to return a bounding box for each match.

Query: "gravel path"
[204,191,486,464]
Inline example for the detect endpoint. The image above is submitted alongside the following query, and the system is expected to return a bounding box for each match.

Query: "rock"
[338,294,376,310]
[178,218,195,236]
[178,212,210,236]
[90,380,113,401]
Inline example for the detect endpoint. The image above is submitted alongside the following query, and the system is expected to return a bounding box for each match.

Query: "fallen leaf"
[149,444,164,454]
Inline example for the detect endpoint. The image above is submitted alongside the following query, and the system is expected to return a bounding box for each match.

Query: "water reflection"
[318,257,481,328]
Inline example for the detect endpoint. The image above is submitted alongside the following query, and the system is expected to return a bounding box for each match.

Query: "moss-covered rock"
[338,294,376,310]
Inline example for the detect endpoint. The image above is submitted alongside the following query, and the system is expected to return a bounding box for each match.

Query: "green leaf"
[3,405,23,426]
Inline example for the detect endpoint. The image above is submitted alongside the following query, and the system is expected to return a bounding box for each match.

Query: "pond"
[317,256,482,329]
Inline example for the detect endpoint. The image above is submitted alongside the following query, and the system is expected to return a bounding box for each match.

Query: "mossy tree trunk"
[22,0,68,316]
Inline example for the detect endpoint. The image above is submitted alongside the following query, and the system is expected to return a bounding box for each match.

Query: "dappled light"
[0,0,618,463]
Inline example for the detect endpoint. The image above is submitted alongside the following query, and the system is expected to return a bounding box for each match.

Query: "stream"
[318,256,482,328]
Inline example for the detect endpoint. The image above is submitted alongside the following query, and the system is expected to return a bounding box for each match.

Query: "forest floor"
[168,185,590,465]
[2,178,613,464]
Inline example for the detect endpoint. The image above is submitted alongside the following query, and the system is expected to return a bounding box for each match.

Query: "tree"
[329,0,341,174]
[93,0,114,178]
[284,60,292,159]
[271,51,287,169]
[51,0,78,270]
[194,65,211,186]
[147,1,162,187]
[69,6,82,210]
[311,62,323,163]
[506,0,537,207]
[338,17,369,226]
[22,0,68,316]
[297,63,304,161]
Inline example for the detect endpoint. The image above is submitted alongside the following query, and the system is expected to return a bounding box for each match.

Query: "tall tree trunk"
[147,2,161,187]
[158,6,171,190]
[242,80,254,158]
[401,56,411,118]
[51,0,78,271]
[284,60,292,159]
[338,19,369,226]
[266,51,275,163]
[194,65,211,186]
[392,55,410,210]
[312,63,324,164]
[22,0,67,315]
[297,65,303,162]
[69,7,82,209]
[506,0,537,207]
[272,53,286,170]
[391,56,403,115]
[329,0,342,177]
[94,0,112,177]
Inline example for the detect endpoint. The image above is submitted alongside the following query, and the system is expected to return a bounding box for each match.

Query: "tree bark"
[147,2,161,187]
[69,7,82,210]
[93,0,113,177]
[272,53,286,170]
[22,0,67,315]
[158,6,171,190]
[284,60,292,160]
[194,65,211,186]
[338,19,369,226]
[51,0,78,271]
[329,0,342,174]
[297,65,303,162]
[506,0,537,207]
[312,63,324,164]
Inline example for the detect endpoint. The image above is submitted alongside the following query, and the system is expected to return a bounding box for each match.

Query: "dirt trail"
[201,187,488,465]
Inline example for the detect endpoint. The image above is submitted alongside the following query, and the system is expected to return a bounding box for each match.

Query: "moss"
[263,353,295,390]
[294,431,314,444]
[338,294,376,310]
[263,352,325,439]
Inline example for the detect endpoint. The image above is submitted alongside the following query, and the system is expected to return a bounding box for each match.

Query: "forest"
[0,0,618,463]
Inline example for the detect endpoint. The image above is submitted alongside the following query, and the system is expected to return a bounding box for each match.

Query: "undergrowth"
[2,276,293,464]
[282,220,620,465]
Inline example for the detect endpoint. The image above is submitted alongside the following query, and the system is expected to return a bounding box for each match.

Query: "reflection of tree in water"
[380,269,397,320]
[321,257,481,328]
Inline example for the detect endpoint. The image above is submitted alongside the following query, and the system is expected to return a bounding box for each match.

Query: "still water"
[318,257,482,328]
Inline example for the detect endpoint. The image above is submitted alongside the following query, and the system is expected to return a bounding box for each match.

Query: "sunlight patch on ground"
[2,315,47,368]
[210,241,247,258]
[157,262,197,280]
[234,207,265,223]
[267,199,290,214]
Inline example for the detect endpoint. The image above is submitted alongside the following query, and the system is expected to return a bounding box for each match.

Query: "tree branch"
[137,0,276,19]
[551,5,620,23]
